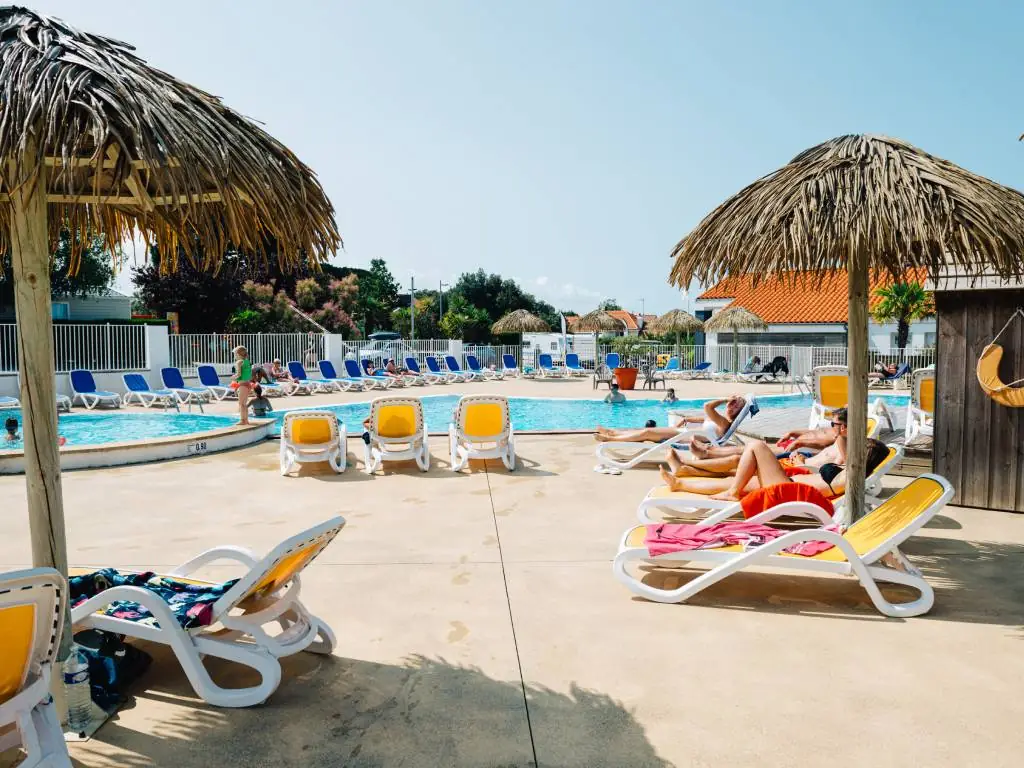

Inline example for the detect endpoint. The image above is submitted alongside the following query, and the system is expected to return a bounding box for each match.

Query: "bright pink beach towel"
[643,521,838,558]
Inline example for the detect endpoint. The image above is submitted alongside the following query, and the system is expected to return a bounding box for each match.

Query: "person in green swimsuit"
[232,345,253,425]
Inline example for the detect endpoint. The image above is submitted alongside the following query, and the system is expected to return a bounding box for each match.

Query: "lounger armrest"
[742,501,835,526]
[169,545,260,577]
[71,584,182,625]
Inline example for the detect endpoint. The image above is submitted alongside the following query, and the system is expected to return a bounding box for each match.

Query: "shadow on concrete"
[73,652,672,768]
[635,536,1024,632]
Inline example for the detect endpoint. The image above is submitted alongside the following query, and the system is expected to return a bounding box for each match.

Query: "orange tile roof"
[696,270,927,324]
[565,311,657,332]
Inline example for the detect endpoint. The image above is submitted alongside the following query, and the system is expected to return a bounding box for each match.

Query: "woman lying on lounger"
[679,408,848,464]
[594,395,746,443]
[658,427,888,501]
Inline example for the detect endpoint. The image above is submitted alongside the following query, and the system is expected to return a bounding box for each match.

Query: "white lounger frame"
[363,396,430,473]
[905,368,935,444]
[279,410,347,475]
[614,475,953,617]
[0,567,72,767]
[596,394,757,471]
[71,518,345,708]
[449,395,516,471]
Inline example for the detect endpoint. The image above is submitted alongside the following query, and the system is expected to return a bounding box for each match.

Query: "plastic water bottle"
[63,645,92,734]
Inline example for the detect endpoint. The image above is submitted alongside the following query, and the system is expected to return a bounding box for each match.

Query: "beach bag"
[73,629,152,710]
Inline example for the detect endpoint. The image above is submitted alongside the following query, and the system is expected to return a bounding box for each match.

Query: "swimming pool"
[0,409,237,450]
[270,393,911,435]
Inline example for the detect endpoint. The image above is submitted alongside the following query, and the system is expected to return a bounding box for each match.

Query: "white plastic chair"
[279,410,346,475]
[449,395,516,471]
[363,397,430,473]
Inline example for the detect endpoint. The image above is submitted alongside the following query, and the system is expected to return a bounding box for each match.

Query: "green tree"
[0,232,117,308]
[449,269,562,332]
[358,258,401,333]
[871,282,934,353]
[133,247,246,332]
[598,298,622,311]
[439,294,491,342]
[391,295,440,339]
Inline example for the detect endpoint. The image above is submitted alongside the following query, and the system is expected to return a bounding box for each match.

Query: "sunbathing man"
[868,361,899,382]
[596,395,745,444]
[268,358,299,383]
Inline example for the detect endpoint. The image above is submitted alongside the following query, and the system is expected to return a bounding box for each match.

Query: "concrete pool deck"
[1,407,1023,766]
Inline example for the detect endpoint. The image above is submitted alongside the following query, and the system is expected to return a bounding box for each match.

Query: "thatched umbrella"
[651,308,703,364]
[0,8,340,613]
[703,306,768,373]
[669,134,1024,520]
[574,309,625,332]
[491,309,550,334]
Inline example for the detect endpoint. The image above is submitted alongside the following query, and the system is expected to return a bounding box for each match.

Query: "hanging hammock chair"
[976,309,1024,408]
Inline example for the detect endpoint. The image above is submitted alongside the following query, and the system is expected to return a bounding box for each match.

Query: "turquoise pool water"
[0,409,236,450]
[270,393,911,435]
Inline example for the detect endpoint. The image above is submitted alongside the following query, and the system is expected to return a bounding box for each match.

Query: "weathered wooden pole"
[9,136,69,579]
[845,242,869,522]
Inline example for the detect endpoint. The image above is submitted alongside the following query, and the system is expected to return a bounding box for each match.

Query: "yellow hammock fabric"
[977,343,1024,408]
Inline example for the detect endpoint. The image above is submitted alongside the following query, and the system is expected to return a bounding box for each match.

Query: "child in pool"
[4,416,17,443]
[249,385,273,418]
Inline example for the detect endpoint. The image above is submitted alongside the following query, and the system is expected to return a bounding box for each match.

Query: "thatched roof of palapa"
[650,308,703,334]
[669,134,1024,288]
[702,306,767,333]
[574,309,624,332]
[491,309,550,334]
[0,6,340,272]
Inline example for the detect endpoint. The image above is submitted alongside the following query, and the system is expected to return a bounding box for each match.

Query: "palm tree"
[871,282,934,355]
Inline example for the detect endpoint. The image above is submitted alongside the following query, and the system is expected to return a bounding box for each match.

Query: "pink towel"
[644,522,839,558]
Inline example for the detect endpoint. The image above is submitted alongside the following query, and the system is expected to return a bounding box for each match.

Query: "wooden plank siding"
[935,290,1024,512]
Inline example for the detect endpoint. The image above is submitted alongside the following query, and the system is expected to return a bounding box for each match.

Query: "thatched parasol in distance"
[574,309,625,332]
[669,134,1024,521]
[0,8,341,616]
[703,306,768,373]
[651,308,703,363]
[491,309,550,335]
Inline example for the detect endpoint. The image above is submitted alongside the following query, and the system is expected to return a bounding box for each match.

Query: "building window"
[550,342,558,350]
[51,302,69,320]
[925,332,936,347]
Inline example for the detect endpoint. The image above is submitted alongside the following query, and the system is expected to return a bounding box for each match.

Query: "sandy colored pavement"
[1,375,1022,767]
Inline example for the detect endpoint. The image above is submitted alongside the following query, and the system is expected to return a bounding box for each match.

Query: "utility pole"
[439,280,449,318]
[410,275,416,341]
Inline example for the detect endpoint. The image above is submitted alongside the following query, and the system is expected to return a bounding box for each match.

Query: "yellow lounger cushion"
[377,404,417,438]
[633,476,944,563]
[919,378,935,414]
[0,604,34,704]
[819,374,848,409]
[292,418,333,445]
[246,538,329,601]
[464,403,505,437]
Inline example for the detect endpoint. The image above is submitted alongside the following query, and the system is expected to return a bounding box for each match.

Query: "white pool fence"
[0,324,935,399]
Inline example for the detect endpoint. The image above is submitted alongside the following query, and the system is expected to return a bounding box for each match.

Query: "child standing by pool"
[232,346,253,425]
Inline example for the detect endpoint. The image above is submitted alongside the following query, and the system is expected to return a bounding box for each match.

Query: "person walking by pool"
[663,388,678,404]
[249,385,273,419]
[3,416,17,443]
[605,383,626,404]
[232,345,253,425]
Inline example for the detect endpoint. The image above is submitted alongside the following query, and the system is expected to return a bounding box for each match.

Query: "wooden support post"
[846,243,869,522]
[9,139,70,589]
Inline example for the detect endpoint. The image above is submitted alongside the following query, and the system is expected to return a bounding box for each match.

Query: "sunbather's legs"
[710,441,789,501]
[593,427,680,443]
[658,467,757,494]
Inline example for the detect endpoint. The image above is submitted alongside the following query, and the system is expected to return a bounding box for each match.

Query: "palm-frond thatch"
[0,7,340,272]
[650,308,703,335]
[491,309,549,334]
[669,134,1024,289]
[574,309,624,332]
[702,306,767,333]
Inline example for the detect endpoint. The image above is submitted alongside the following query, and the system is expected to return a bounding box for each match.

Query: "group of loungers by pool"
[599,364,947,618]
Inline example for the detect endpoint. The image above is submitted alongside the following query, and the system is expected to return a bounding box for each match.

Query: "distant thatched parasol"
[0,7,341,627]
[491,309,550,334]
[574,309,625,333]
[703,306,767,374]
[651,308,705,363]
[669,133,1024,520]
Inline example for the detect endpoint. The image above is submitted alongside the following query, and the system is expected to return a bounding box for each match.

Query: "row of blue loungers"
[0,354,524,413]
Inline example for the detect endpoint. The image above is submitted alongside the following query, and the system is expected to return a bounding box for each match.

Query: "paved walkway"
[1,427,1021,766]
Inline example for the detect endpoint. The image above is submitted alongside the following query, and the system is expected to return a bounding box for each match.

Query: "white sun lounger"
[0,567,71,766]
[70,369,122,409]
[614,474,953,617]
[279,410,346,475]
[363,396,430,473]
[71,518,345,707]
[595,394,758,471]
[122,373,180,409]
[449,395,516,471]
[905,368,935,444]
[637,443,904,525]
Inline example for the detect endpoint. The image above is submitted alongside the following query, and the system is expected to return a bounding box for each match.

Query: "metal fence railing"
[0,323,148,374]
[169,333,328,377]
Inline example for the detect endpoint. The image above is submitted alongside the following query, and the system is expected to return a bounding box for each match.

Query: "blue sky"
[34,0,1024,314]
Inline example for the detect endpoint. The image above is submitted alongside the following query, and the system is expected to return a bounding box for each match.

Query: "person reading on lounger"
[268,359,298,383]
[595,394,746,443]
[665,410,849,479]
[868,361,899,382]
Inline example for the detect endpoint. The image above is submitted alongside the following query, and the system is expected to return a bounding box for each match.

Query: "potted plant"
[609,336,648,390]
